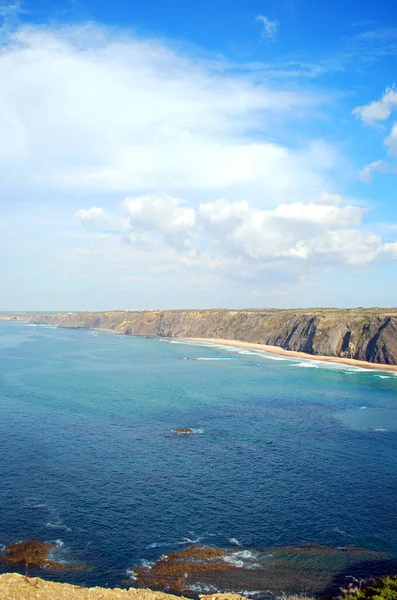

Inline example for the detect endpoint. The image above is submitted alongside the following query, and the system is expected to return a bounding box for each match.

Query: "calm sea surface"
[1,321,397,596]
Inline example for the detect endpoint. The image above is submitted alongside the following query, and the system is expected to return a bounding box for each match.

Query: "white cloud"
[3,19,396,307]
[353,87,397,125]
[385,123,397,155]
[256,15,278,40]
[0,23,335,204]
[76,207,107,224]
[359,159,392,182]
[123,193,195,249]
[354,87,397,180]
[77,193,397,279]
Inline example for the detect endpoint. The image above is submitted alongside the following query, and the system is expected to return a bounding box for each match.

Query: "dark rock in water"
[172,427,194,434]
[132,545,230,593]
[2,541,87,570]
[130,543,392,598]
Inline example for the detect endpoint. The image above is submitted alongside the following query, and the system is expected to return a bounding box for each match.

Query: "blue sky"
[0,0,397,310]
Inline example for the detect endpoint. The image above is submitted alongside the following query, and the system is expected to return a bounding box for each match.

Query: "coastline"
[6,319,397,372]
[184,337,397,373]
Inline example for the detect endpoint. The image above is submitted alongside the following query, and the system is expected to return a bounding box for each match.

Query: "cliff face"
[27,308,397,366]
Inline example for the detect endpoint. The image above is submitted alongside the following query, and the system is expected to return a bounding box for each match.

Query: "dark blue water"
[1,322,397,593]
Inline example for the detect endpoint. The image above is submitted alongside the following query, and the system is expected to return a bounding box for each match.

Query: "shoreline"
[9,320,397,373]
[184,337,397,373]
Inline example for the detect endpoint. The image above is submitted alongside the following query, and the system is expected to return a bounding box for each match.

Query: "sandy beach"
[185,337,397,373]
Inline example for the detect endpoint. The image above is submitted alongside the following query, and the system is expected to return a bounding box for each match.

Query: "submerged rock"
[130,543,393,598]
[172,428,194,434]
[2,540,87,570]
[133,545,230,593]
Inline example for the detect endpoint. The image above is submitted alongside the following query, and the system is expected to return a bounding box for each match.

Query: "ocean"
[1,321,397,597]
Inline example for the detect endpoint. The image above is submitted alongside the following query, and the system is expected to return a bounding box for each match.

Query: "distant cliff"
[22,308,397,366]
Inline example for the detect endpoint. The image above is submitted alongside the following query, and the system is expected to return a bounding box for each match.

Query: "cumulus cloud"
[385,123,397,155]
[76,207,107,224]
[354,87,397,180]
[359,160,392,183]
[77,193,397,279]
[256,15,278,40]
[353,87,397,125]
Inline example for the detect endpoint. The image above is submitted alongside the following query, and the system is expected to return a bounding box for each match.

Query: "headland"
[2,307,397,367]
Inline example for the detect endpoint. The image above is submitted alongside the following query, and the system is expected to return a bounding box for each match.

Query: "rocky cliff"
[24,308,397,366]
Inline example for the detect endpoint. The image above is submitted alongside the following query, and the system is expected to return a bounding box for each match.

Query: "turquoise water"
[1,321,397,595]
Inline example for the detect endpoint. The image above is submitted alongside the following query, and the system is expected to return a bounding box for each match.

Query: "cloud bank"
[77,193,397,289]
[0,23,332,203]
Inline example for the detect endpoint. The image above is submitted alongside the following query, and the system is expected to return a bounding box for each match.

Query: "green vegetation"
[340,576,397,599]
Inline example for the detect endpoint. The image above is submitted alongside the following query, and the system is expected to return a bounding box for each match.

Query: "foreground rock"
[0,574,314,600]
[0,574,250,600]
[2,541,87,570]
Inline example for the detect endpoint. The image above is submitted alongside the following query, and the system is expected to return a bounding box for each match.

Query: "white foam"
[142,559,155,568]
[239,591,270,598]
[194,357,234,361]
[229,538,243,547]
[46,522,72,532]
[161,338,397,378]
[179,536,204,544]
[291,361,319,369]
[224,556,244,567]
[231,550,258,561]
[126,571,137,581]
[46,539,69,565]
[146,541,175,549]
[46,510,72,532]
[334,527,351,537]
[169,340,199,346]
[188,583,218,593]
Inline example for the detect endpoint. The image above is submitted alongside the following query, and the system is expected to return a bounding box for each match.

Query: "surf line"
[183,337,397,373]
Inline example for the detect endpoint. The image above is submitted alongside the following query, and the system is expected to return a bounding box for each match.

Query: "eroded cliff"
[23,308,397,365]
